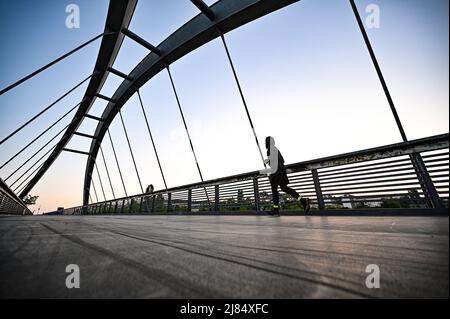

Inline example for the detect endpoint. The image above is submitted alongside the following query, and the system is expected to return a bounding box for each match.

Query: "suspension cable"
[0,102,80,170]
[136,90,168,189]
[91,177,99,203]
[166,65,212,209]
[4,123,70,182]
[99,145,116,199]
[94,161,107,201]
[107,129,127,197]
[349,0,407,142]
[10,144,57,189]
[0,32,112,96]
[219,34,266,168]
[118,109,144,194]
[14,161,45,194]
[1,74,92,145]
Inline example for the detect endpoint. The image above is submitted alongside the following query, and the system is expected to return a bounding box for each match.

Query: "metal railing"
[63,133,449,215]
[0,178,32,215]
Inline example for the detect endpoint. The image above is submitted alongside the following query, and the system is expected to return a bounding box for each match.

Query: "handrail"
[64,133,449,214]
[0,178,32,215]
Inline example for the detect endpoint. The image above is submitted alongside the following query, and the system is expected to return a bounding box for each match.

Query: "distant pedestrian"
[260,136,310,216]
[145,184,154,193]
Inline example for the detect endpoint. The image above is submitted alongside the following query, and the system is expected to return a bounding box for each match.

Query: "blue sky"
[0,0,448,212]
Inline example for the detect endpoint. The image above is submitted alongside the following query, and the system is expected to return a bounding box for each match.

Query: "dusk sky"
[0,0,448,213]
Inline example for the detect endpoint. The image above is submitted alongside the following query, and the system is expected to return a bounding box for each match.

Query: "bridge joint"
[191,0,215,21]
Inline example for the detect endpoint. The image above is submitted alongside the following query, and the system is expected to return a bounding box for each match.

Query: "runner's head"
[265,136,275,149]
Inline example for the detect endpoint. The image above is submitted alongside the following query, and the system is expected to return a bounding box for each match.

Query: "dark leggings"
[270,176,300,206]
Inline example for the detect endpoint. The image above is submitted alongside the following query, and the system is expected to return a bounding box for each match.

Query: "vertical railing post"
[187,189,192,213]
[151,195,155,213]
[114,201,118,214]
[312,169,325,211]
[215,185,220,212]
[167,192,172,212]
[128,198,134,214]
[253,178,260,212]
[129,199,134,214]
[121,199,125,214]
[139,197,144,213]
[410,153,443,209]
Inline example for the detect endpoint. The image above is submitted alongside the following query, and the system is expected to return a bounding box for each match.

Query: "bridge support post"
[151,195,155,213]
[215,185,220,212]
[187,189,192,213]
[121,200,125,214]
[129,199,133,214]
[312,169,325,211]
[167,193,172,212]
[128,198,135,214]
[410,153,443,209]
[253,178,260,212]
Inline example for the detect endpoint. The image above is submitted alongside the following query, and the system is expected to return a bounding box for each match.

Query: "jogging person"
[260,136,310,215]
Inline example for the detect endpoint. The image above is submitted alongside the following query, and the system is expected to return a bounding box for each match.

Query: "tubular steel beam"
[19,0,138,199]
[107,67,133,81]
[84,114,104,121]
[121,28,162,56]
[73,132,95,139]
[95,93,117,104]
[62,148,91,156]
[83,0,301,205]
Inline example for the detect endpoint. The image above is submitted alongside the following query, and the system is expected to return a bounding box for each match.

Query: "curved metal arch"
[19,0,138,199]
[83,0,300,205]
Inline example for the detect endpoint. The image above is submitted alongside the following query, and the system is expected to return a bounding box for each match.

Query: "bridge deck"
[0,215,448,298]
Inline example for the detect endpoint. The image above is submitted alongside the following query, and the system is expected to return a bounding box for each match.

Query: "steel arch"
[83,0,300,205]
[19,0,138,199]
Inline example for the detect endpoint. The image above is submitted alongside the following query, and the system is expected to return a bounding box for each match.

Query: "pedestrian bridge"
[0,0,448,299]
